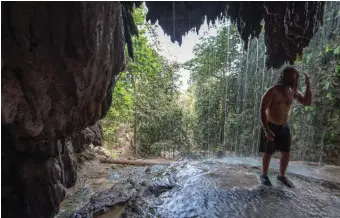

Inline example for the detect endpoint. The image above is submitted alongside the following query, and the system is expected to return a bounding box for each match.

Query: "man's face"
[283,70,297,88]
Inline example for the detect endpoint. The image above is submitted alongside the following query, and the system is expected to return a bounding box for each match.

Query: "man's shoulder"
[267,85,280,94]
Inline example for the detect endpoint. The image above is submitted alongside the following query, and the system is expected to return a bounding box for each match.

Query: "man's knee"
[263,153,272,159]
[280,152,290,158]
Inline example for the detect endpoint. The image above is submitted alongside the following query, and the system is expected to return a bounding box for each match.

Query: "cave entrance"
[103,2,340,165]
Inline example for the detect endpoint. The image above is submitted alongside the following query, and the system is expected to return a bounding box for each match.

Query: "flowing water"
[251,39,260,156]
[223,22,230,149]
[58,157,340,218]
[148,160,340,218]
[234,40,245,153]
[239,42,251,155]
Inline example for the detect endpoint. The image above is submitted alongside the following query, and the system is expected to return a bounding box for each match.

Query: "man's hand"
[264,127,275,141]
[286,87,294,101]
[294,72,312,106]
[303,72,310,87]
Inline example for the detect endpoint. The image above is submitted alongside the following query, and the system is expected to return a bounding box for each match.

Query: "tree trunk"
[100,158,175,166]
[132,73,137,156]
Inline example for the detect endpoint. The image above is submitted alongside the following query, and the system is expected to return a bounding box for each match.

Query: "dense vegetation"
[103,3,340,165]
[102,8,189,158]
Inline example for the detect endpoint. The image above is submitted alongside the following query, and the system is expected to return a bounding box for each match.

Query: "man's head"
[278,66,299,89]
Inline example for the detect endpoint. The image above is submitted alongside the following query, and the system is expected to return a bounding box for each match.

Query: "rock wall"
[1,2,125,218]
[73,121,103,153]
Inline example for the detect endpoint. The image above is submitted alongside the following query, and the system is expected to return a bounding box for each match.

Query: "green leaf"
[306,53,312,64]
[326,92,333,100]
[334,46,340,55]
[325,44,329,53]
[335,65,340,74]
[324,81,331,90]
[304,106,314,111]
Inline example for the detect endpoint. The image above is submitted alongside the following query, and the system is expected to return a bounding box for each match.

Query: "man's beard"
[283,82,295,88]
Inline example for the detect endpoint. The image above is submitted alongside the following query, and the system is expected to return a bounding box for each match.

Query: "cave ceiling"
[128,1,326,69]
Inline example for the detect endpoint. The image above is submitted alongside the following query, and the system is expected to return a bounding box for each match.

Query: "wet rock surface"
[64,182,138,218]
[58,158,340,218]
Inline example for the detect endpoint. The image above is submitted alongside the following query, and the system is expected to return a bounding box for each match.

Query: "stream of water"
[152,160,340,218]
[57,157,340,218]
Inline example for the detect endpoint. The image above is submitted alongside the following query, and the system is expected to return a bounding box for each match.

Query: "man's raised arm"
[295,73,312,106]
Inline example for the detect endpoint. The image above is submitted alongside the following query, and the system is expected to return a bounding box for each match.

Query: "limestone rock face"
[1,2,125,218]
[73,121,103,153]
[145,1,325,69]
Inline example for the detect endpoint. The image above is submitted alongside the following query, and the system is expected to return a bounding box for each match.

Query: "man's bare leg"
[262,153,272,176]
[279,152,290,177]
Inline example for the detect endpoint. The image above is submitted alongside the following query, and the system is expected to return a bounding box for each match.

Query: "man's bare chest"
[271,92,293,108]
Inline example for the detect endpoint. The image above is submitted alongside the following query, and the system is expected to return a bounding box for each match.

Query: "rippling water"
[127,159,340,218]
[58,158,340,218]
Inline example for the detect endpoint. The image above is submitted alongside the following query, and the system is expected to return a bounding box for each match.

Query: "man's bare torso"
[266,85,293,125]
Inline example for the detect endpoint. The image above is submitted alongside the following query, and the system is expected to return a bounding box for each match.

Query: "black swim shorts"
[259,122,291,154]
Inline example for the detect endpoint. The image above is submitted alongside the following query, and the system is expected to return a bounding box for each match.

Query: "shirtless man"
[259,66,312,187]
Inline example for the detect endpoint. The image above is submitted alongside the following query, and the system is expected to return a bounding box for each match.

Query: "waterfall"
[251,39,259,156]
[239,40,251,156]
[234,40,244,155]
[223,22,231,150]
